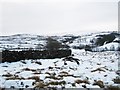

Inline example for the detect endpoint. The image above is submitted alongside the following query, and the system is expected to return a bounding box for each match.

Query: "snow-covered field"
[0,49,119,88]
[0,31,120,89]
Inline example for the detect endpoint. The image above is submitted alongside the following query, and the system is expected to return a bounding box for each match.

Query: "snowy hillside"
[0,31,119,51]
[0,31,120,89]
[0,34,73,51]
[0,49,119,88]
[0,34,47,51]
[69,31,120,51]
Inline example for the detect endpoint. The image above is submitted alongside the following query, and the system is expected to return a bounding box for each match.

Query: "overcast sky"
[0,0,119,36]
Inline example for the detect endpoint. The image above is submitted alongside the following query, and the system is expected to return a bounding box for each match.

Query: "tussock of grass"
[58,71,73,77]
[3,73,25,80]
[35,81,66,88]
[72,83,76,87]
[58,74,73,77]
[97,63,101,65]
[27,76,40,82]
[45,76,63,80]
[15,71,21,74]
[35,81,47,88]
[34,61,42,65]
[2,73,13,77]
[48,66,53,69]
[75,79,89,84]
[60,71,69,75]
[47,81,66,86]
[22,68,36,72]
[106,85,120,90]
[45,72,51,75]
[6,76,25,80]
[45,72,56,76]
[54,67,61,69]
[93,80,104,88]
[22,68,31,71]
[21,60,26,64]
[0,87,5,90]
[113,77,120,84]
[91,68,106,72]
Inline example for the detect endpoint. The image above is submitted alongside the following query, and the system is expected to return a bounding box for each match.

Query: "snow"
[3,80,35,88]
[0,34,47,50]
[0,48,119,88]
[92,42,120,51]
[0,32,120,88]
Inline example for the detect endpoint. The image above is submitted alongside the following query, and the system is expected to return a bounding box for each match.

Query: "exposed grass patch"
[93,80,104,88]
[0,87,5,90]
[60,71,69,75]
[113,77,120,84]
[106,85,120,90]
[2,73,13,77]
[75,79,89,84]
[22,68,32,71]
[2,73,25,80]
[91,68,106,72]
[45,72,51,75]
[45,76,63,80]
[71,83,76,87]
[6,76,25,80]
[58,71,73,77]
[47,81,66,86]
[27,76,40,82]
[22,68,36,72]
[97,63,101,65]
[35,81,47,88]
[58,74,73,77]
[48,66,54,69]
[45,72,56,76]
[15,71,21,74]
[21,60,26,64]
[34,61,42,65]
[35,81,66,88]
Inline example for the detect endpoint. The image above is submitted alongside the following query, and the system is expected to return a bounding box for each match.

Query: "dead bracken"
[45,76,63,80]
[2,73,14,77]
[35,81,47,88]
[27,76,41,82]
[6,76,25,80]
[106,85,120,90]
[113,77,120,84]
[75,79,89,84]
[91,68,106,72]
[93,80,104,88]
[47,81,66,86]
[22,68,37,72]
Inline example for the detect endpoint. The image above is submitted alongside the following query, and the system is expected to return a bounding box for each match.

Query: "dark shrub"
[84,45,92,51]
[45,37,63,50]
[95,33,115,46]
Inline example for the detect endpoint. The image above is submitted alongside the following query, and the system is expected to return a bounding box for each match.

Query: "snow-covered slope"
[0,34,47,50]
[0,31,120,89]
[0,49,119,88]
[0,34,74,51]
[69,31,120,51]
[92,42,120,52]
[0,31,119,52]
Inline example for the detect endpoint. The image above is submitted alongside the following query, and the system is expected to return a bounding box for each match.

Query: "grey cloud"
[1,1,118,35]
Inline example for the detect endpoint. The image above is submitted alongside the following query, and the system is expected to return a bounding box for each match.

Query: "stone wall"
[1,49,71,62]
